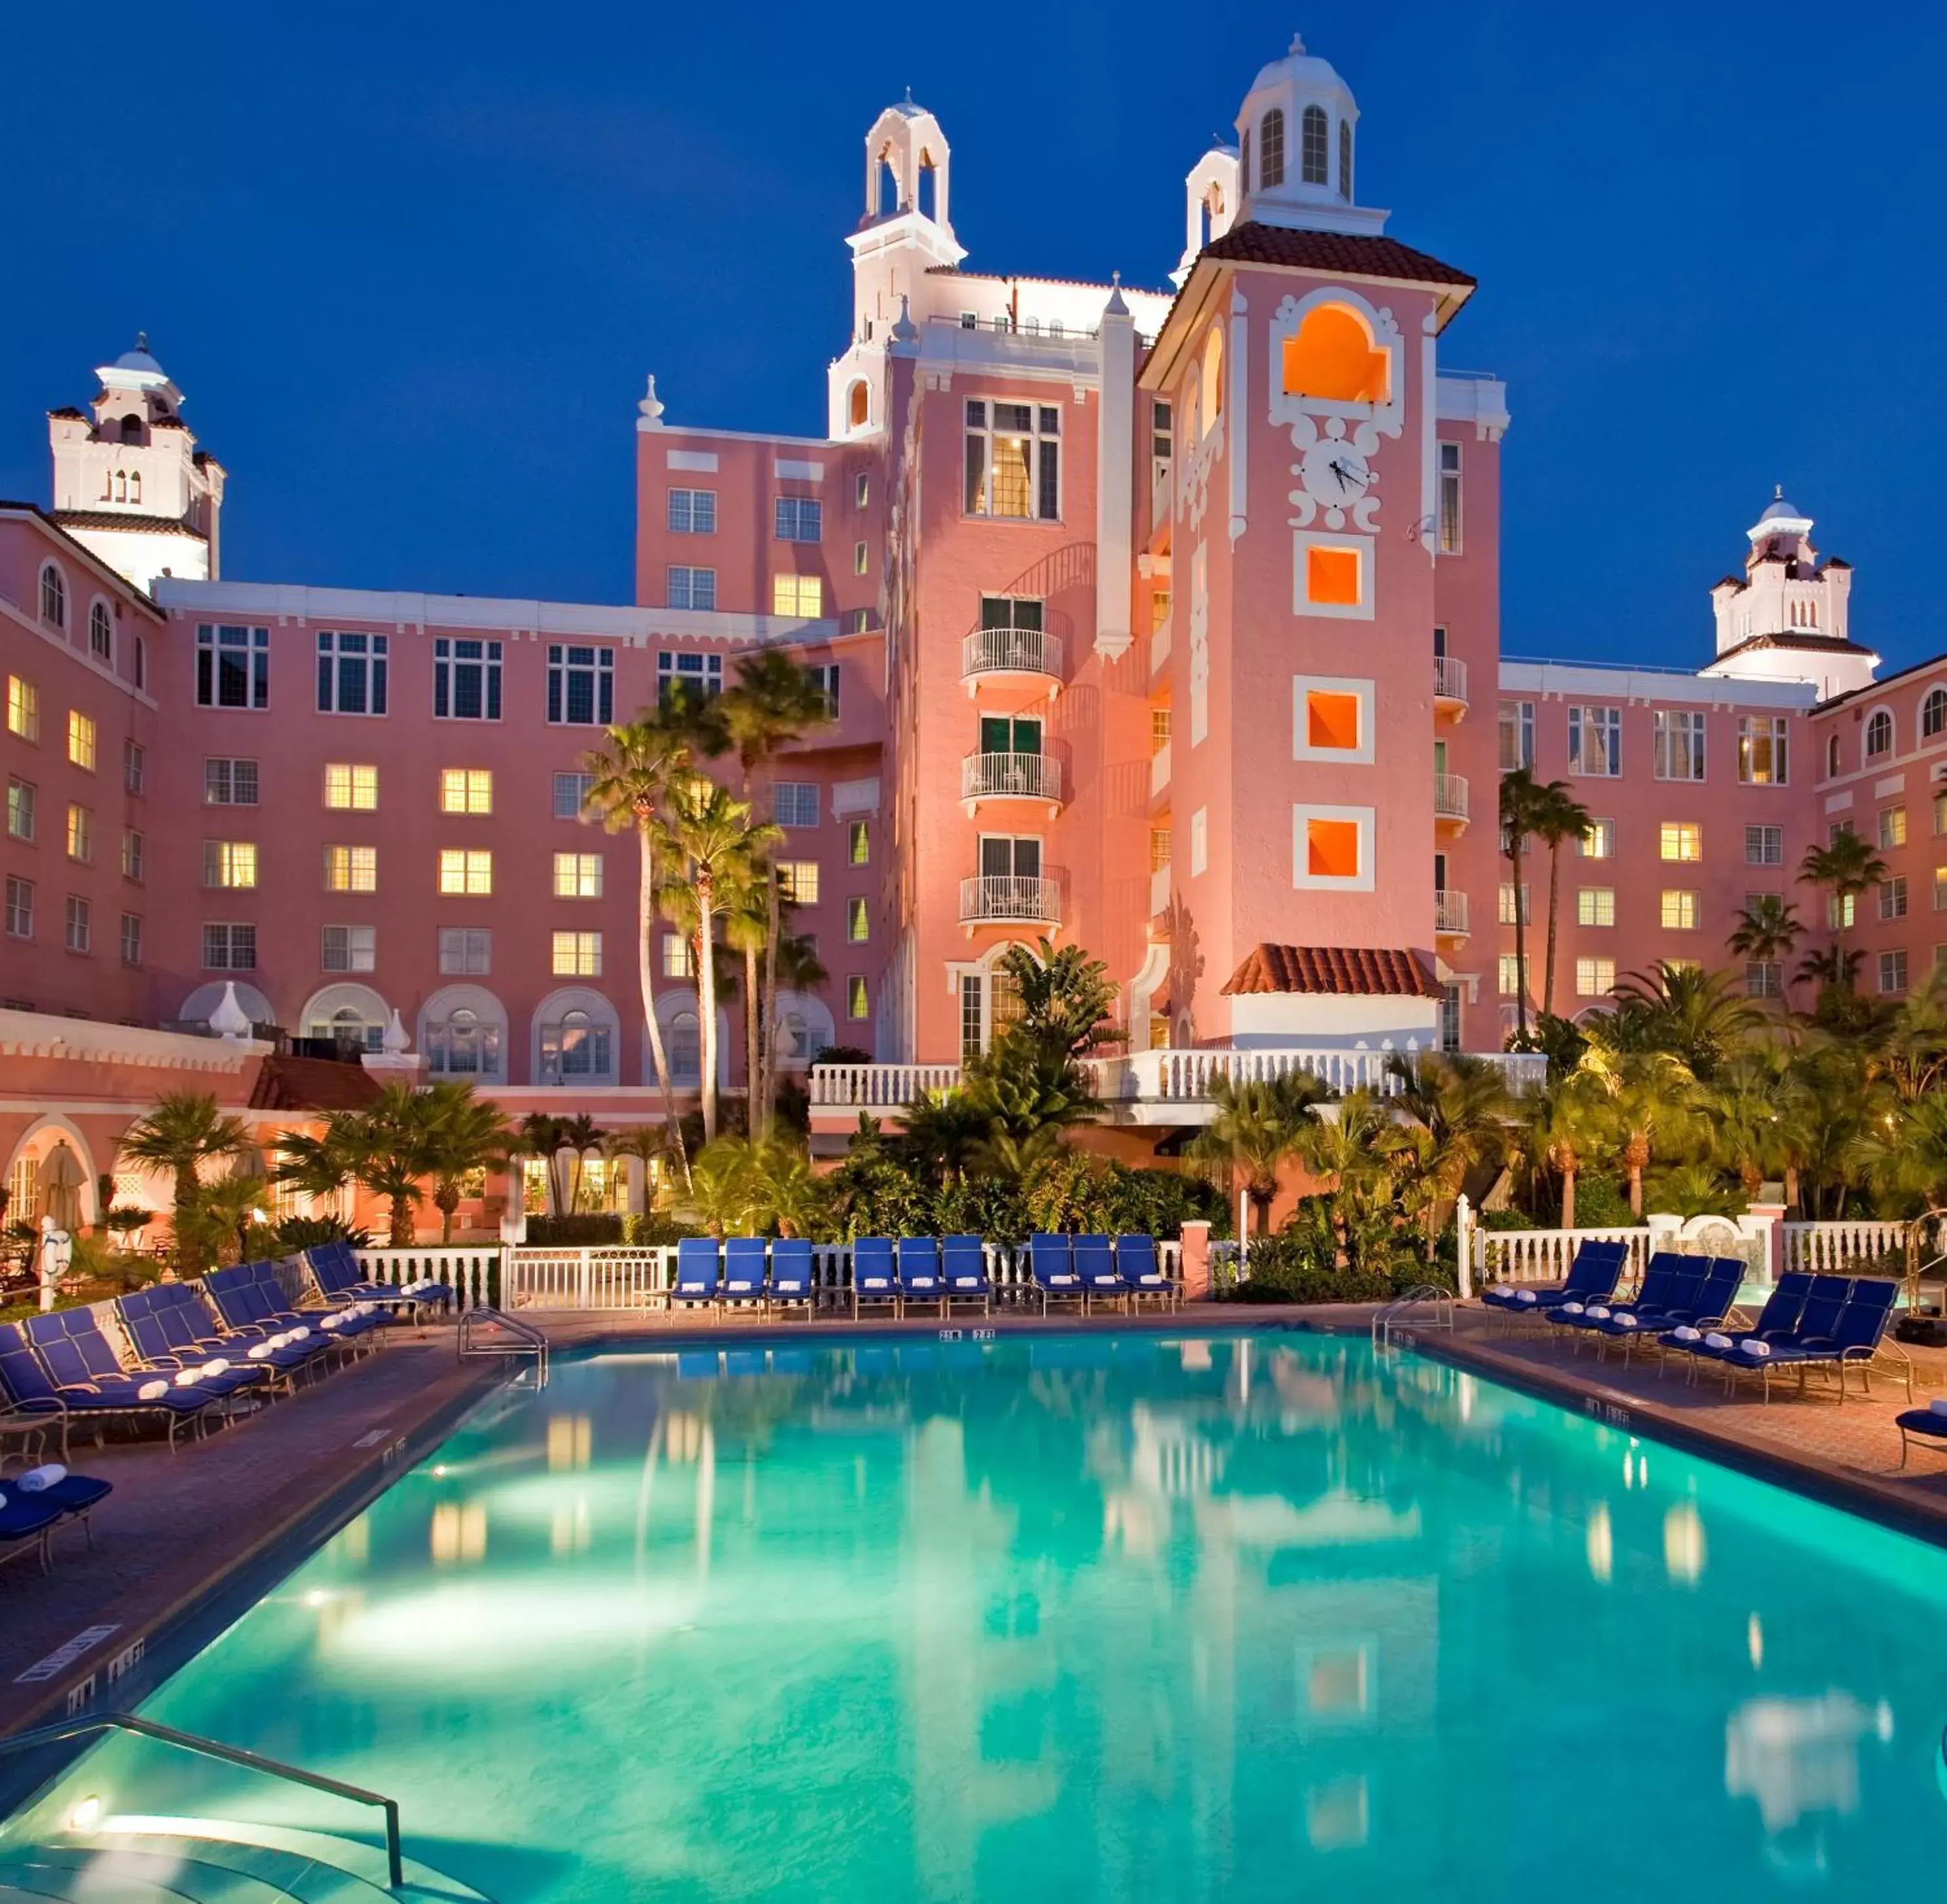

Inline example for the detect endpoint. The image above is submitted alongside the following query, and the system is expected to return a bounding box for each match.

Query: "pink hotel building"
[0,36,1935,1211]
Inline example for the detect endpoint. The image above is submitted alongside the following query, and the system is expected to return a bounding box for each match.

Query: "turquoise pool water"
[24,1334,1947,1901]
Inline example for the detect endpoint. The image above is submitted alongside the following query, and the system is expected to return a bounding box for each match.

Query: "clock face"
[1300,441,1373,505]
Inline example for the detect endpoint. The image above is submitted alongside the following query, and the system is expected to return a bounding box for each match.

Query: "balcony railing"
[1150,741,1172,795]
[961,626,1064,686]
[959,875,1061,925]
[1150,865,1172,917]
[808,1062,962,1108]
[961,751,1063,805]
[1434,889,1470,936]
[1434,772,1470,822]
[1434,655,1469,706]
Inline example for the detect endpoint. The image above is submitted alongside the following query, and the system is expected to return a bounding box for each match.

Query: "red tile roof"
[248,1054,383,1112]
[50,508,206,538]
[1221,944,1443,999]
[1707,632,1879,665]
[1198,223,1474,289]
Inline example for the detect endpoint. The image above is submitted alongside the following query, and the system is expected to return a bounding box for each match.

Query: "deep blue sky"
[3,3,1942,670]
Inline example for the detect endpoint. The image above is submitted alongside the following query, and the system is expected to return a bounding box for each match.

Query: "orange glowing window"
[1306,690,1362,752]
[1307,818,1362,879]
[1282,304,1389,405]
[848,381,868,428]
[1307,545,1362,606]
[1199,325,1224,433]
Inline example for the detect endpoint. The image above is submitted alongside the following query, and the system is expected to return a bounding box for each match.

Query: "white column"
[1454,1193,1474,1301]
[1094,284,1136,661]
[1227,287,1248,547]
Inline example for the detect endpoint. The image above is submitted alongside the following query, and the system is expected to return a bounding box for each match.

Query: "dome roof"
[113,333,164,375]
[1758,485,1804,525]
[1248,32,1350,100]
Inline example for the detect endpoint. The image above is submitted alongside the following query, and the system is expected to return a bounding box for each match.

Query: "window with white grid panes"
[322,925,377,972]
[123,740,144,796]
[1498,701,1534,771]
[324,845,377,893]
[1575,957,1614,998]
[847,897,869,943]
[848,820,870,866]
[776,861,819,905]
[547,646,614,726]
[663,932,694,978]
[774,782,819,830]
[1568,705,1621,777]
[205,758,259,805]
[847,975,869,1019]
[1660,823,1701,862]
[1660,890,1697,930]
[666,568,717,612]
[122,828,143,882]
[203,841,257,888]
[657,651,721,710]
[67,711,96,771]
[1880,875,1908,921]
[202,923,255,968]
[551,931,603,977]
[439,849,492,895]
[1881,949,1909,995]
[433,638,501,720]
[774,497,822,543]
[120,912,142,966]
[324,763,377,811]
[1746,960,1783,998]
[441,769,493,815]
[64,896,90,954]
[1653,710,1705,781]
[553,852,603,899]
[316,631,388,715]
[1745,824,1783,866]
[1576,887,1615,928]
[439,927,492,975]
[1880,805,1908,851]
[196,625,269,709]
[65,804,92,863]
[553,772,595,820]
[667,488,716,534]
[1738,716,1789,785]
[5,778,32,842]
[963,400,1061,520]
[1580,818,1616,858]
[771,574,824,617]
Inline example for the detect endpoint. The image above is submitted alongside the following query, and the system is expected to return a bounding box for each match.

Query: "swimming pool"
[13,1332,1947,1901]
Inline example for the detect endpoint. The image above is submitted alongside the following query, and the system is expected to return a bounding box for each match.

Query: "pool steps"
[0,1816,492,1903]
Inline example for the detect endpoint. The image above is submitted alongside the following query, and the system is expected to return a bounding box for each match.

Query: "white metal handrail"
[961,752,1062,803]
[1373,1284,1455,1349]
[959,875,1060,924]
[1434,772,1470,820]
[1434,655,1469,703]
[1434,888,1469,934]
[961,626,1064,682]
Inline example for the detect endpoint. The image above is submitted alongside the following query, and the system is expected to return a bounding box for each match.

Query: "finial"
[1289,31,1306,54]
[890,295,919,344]
[209,981,251,1042]
[1104,272,1130,318]
[1773,483,1784,500]
[382,1007,410,1055]
[637,374,665,430]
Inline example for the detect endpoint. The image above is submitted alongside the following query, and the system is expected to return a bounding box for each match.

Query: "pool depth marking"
[16,1625,120,1685]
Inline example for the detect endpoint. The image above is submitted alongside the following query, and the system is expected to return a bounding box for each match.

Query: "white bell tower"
[1232,35,1387,239]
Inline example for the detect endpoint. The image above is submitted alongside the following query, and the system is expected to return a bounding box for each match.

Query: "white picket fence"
[1780,1219,1939,1276]
[353,1246,504,1311]
[1470,1226,1658,1287]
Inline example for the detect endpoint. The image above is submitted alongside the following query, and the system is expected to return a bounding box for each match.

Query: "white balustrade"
[1470,1226,1654,1285]
[961,626,1064,684]
[1088,1045,1411,1102]
[1781,1218,1938,1277]
[961,752,1063,804]
[1149,865,1172,916]
[502,1245,672,1310]
[1434,771,1470,820]
[355,1245,504,1312]
[808,1062,963,1107]
[1434,888,1469,935]
[1434,654,1469,705]
[1149,741,1172,794]
[958,875,1061,925]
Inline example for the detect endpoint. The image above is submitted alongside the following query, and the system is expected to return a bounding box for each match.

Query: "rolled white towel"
[1612,1314,1640,1330]
[16,1463,66,1493]
[1515,1289,1538,1305]
[1739,1338,1772,1358]
[354,1301,375,1316]
[174,1367,206,1387]
[1673,1326,1701,1342]
[266,1333,290,1351]
[1703,1331,1733,1350]
[954,1277,980,1288]
[202,1359,229,1378]
[1929,1398,1947,1417]
[319,1314,344,1332]
[1559,1302,1585,1316]
[138,1379,170,1401]
[247,1342,273,1361]
[287,1327,310,1342]
[1585,1306,1611,1321]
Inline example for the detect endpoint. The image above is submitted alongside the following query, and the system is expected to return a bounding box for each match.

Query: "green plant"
[1567,1174,1638,1228]
[1225,1222,1449,1304]
[526,1213,627,1247]
[269,1213,373,1253]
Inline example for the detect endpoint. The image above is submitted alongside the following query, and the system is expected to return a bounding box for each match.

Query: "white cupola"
[1232,35,1386,239]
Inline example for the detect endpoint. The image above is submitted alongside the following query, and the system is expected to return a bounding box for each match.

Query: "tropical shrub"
[1227,1221,1449,1304]
[269,1214,373,1253]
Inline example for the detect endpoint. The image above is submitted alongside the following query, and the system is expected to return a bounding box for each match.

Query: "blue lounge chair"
[1115,1234,1177,1312]
[115,1291,278,1400]
[26,1309,262,1407]
[1028,1234,1084,1314]
[1662,1272,1811,1380]
[1549,1253,1688,1342]
[1593,1258,1745,1367]
[307,1241,444,1319]
[1895,1404,1947,1465]
[4,1465,112,1554]
[205,1262,377,1355]
[1743,1279,1902,1402]
[852,1237,899,1318]
[0,1323,220,1450]
[144,1283,327,1382]
[897,1238,948,1317]
[768,1239,817,1317]
[1073,1235,1122,1313]
[720,1238,771,1309]
[1711,1276,1857,1399]
[0,1488,66,1575]
[1483,1239,1627,1320]
[940,1236,992,1316]
[671,1237,722,1310]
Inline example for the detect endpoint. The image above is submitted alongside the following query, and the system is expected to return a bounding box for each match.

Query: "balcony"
[1150,741,1172,796]
[1434,772,1470,830]
[961,626,1064,697]
[1434,888,1469,938]
[959,875,1061,928]
[961,751,1063,814]
[1149,864,1172,918]
[1434,654,1469,714]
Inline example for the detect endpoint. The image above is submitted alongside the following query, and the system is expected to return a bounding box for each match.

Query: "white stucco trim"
[1292,803,1377,892]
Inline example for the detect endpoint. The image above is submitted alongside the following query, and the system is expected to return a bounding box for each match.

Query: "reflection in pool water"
[24,1334,1947,1901]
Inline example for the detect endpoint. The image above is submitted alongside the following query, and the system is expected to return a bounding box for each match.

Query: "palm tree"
[350,1084,444,1246]
[418,1083,515,1243]
[1579,1048,1702,1217]
[1728,894,1805,1005]
[1384,1052,1513,1257]
[1709,1045,1812,1202]
[680,1138,762,1238]
[711,651,832,1126]
[654,775,781,1141]
[604,1124,673,1218]
[1529,779,1592,1017]
[1796,943,1864,993]
[119,1091,252,1268]
[899,1087,992,1184]
[182,1167,271,1268]
[583,716,697,1187]
[719,856,771,1132]
[994,936,1122,1063]
[1606,961,1762,1082]
[1798,831,1887,990]
[964,1039,1100,1180]
[751,1137,831,1239]
[1189,1071,1328,1236]
[1524,1070,1602,1228]
[1498,769,1548,1039]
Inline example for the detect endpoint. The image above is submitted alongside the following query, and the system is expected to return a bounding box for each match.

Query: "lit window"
[1745,825,1783,866]
[1305,817,1362,880]
[1880,805,1908,850]
[65,805,92,863]
[1881,876,1909,921]
[666,567,717,611]
[441,769,494,815]
[855,471,870,509]
[1659,823,1701,862]
[551,930,603,977]
[846,896,869,942]
[203,841,257,888]
[6,778,34,841]
[1575,957,1615,998]
[67,711,96,771]
[89,600,112,661]
[324,763,379,811]
[1437,443,1462,555]
[1568,706,1622,778]
[1830,892,1856,930]
[663,933,694,978]
[196,625,270,710]
[657,651,723,710]
[1577,888,1615,928]
[1498,884,1529,926]
[553,771,596,819]
[64,895,90,954]
[1660,890,1697,930]
[1497,954,1529,997]
[5,676,37,741]
[39,564,65,627]
[123,740,144,795]
[325,845,378,892]
[1581,818,1616,858]
[1498,701,1534,771]
[438,927,492,975]
[774,498,823,543]
[848,820,870,866]
[1652,710,1705,782]
[1151,706,1172,756]
[847,975,869,1019]
[1866,709,1893,760]
[205,758,259,805]
[322,925,377,972]
[120,912,142,966]
[1738,716,1789,785]
[433,638,502,721]
[553,852,603,899]
[1881,949,1909,995]
[316,631,388,715]
[963,399,1062,521]
[772,574,825,618]
[439,849,493,895]
[775,783,819,830]
[853,540,868,576]
[547,646,614,726]
[668,488,717,534]
[121,828,143,881]
[776,861,820,905]
[1303,543,1363,608]
[202,923,255,969]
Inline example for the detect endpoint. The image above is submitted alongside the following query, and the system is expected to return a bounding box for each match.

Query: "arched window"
[1923,687,1947,741]
[876,146,899,217]
[1259,108,1285,189]
[1199,325,1223,437]
[1281,302,1389,404]
[848,381,869,430]
[1339,119,1352,200]
[301,982,388,1053]
[134,636,147,691]
[1866,709,1893,760]
[128,471,140,505]
[422,986,507,1079]
[1826,733,1840,777]
[669,1009,701,1086]
[120,414,143,443]
[39,564,65,628]
[917,152,937,220]
[114,472,127,503]
[88,601,112,662]
[1301,105,1329,185]
[536,988,619,1085]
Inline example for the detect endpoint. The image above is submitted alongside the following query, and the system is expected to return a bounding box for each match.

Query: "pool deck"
[7,1296,1947,1746]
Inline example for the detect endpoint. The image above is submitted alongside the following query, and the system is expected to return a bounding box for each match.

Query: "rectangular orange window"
[1306,690,1362,752]
[1307,817,1362,879]
[1307,545,1362,607]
